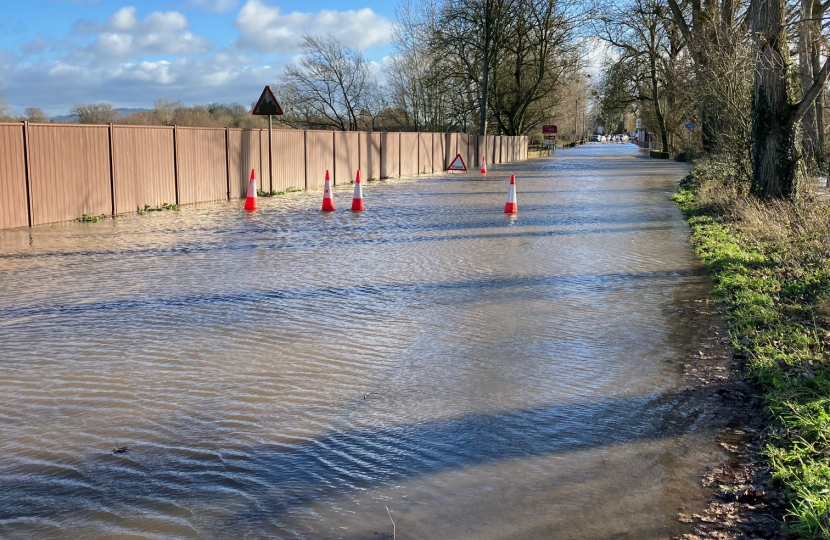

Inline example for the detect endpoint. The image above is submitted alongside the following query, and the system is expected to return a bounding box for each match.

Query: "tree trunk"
[799,0,820,166]
[479,13,491,136]
[751,0,801,198]
[810,0,826,166]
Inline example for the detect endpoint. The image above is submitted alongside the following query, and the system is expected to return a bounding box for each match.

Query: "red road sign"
[447,154,467,172]
[252,86,283,116]
[543,125,557,134]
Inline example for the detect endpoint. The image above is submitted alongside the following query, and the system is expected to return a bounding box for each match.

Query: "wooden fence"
[0,123,529,229]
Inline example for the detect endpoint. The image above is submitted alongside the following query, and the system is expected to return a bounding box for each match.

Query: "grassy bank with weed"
[673,158,830,538]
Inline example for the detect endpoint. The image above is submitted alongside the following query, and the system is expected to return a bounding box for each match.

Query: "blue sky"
[0,0,397,114]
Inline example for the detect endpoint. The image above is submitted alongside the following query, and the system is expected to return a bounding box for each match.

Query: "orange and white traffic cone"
[244,169,257,211]
[322,170,335,211]
[481,155,487,174]
[351,170,364,211]
[504,175,517,214]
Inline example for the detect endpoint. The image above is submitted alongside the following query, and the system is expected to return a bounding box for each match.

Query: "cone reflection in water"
[244,169,257,211]
[322,170,335,211]
[351,170,364,211]
[504,175,517,214]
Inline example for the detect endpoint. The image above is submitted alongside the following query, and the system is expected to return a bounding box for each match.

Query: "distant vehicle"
[591,135,599,142]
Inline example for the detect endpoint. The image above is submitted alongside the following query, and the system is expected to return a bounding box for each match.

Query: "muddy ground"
[673,299,789,540]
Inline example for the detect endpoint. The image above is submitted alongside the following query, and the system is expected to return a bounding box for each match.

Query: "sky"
[0,0,397,115]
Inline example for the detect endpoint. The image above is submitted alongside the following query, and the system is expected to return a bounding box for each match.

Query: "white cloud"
[234,0,393,53]
[0,51,286,114]
[77,6,210,60]
[1,2,392,114]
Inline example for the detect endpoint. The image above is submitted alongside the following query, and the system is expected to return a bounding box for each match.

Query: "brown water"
[0,144,724,539]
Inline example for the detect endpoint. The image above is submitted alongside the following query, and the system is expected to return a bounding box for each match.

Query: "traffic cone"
[244,169,257,211]
[322,170,335,211]
[481,155,487,174]
[504,175,517,214]
[351,170,364,211]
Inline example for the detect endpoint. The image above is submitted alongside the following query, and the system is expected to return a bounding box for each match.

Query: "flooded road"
[0,144,726,539]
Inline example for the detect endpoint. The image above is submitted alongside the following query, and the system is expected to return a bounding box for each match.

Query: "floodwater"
[0,144,727,539]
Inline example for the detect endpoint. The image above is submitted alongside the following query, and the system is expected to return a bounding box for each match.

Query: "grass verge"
[672,173,830,538]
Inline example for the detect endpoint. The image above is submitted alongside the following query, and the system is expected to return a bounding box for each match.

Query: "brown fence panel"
[112,126,175,213]
[380,132,400,178]
[485,136,493,164]
[458,134,471,172]
[334,131,359,186]
[358,132,381,180]
[431,133,445,172]
[477,136,489,171]
[445,133,459,168]
[305,130,334,190]
[271,129,305,192]
[418,133,433,174]
[227,129,261,198]
[258,130,270,192]
[28,124,111,225]
[400,133,418,177]
[176,127,227,205]
[0,124,29,229]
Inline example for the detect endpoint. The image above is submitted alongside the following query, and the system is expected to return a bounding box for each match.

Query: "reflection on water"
[0,145,719,539]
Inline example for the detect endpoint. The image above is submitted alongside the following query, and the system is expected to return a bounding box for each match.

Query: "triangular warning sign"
[252,86,283,116]
[447,153,466,172]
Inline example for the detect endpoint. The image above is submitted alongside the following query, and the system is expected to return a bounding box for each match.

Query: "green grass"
[673,188,830,539]
[256,189,285,197]
[137,203,179,215]
[80,213,104,222]
[286,187,304,193]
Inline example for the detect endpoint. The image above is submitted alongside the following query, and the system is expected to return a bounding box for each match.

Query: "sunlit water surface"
[0,145,724,539]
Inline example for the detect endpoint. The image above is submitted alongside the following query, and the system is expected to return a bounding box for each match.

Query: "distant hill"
[50,108,151,122]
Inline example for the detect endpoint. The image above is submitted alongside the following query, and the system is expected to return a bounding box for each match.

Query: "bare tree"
[489,0,581,135]
[797,0,829,168]
[282,33,375,131]
[0,89,13,121]
[153,98,181,125]
[387,0,465,131]
[70,103,118,124]
[596,0,689,153]
[749,0,830,198]
[435,0,517,134]
[24,108,49,123]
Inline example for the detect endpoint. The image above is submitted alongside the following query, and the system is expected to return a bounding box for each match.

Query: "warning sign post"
[252,86,284,192]
[447,154,467,172]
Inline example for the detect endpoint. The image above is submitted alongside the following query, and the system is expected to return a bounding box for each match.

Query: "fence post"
[22,121,33,227]
[173,125,180,205]
[303,130,308,190]
[107,123,116,216]
[332,131,336,185]
[398,132,402,178]
[225,127,230,200]
[259,129,265,194]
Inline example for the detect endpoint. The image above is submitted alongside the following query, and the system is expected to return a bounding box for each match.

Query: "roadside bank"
[673,167,830,539]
